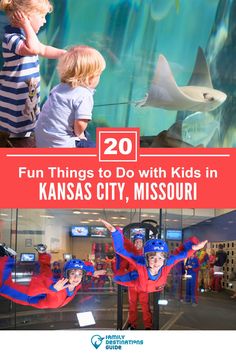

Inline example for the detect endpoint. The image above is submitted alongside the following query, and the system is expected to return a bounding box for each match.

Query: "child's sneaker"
[127,323,136,330]
[34,244,47,253]
[0,243,17,257]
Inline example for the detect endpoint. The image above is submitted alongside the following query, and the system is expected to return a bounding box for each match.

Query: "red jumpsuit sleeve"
[112,229,140,269]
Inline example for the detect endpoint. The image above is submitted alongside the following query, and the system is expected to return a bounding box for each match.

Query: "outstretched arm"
[166,239,208,269]
[99,219,116,232]
[93,270,106,278]
[12,11,66,58]
[99,219,143,268]
[192,240,208,251]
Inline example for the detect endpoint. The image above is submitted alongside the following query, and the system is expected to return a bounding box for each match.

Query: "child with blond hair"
[0,0,66,146]
[35,45,106,148]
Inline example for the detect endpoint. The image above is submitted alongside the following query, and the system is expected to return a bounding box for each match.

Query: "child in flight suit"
[52,261,62,280]
[0,243,105,308]
[185,254,200,306]
[120,233,152,330]
[99,219,207,293]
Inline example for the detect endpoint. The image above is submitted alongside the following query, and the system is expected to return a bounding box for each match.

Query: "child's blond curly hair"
[57,45,106,88]
[0,0,53,18]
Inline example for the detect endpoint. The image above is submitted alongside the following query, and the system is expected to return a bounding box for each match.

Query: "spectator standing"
[196,248,209,291]
[207,248,216,291]
[212,244,227,292]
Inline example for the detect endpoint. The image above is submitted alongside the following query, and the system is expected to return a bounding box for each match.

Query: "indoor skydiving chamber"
[0,208,235,330]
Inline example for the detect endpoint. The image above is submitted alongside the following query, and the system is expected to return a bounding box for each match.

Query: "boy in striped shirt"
[0,0,66,147]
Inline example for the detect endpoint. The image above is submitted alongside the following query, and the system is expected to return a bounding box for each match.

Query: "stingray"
[137,47,227,112]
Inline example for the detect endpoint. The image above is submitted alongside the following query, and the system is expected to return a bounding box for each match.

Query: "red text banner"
[0,128,235,208]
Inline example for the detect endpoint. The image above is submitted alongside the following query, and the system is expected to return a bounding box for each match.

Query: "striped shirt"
[0,25,40,134]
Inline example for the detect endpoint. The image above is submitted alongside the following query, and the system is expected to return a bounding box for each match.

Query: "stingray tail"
[94,101,134,107]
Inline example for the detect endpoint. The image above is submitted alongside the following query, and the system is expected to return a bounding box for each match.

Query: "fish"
[137,47,227,112]
[181,112,220,147]
[148,121,196,148]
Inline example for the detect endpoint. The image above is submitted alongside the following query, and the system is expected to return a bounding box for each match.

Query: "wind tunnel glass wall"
[0,0,234,147]
[0,208,185,330]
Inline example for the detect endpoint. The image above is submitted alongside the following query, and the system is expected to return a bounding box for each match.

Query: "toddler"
[35,45,106,147]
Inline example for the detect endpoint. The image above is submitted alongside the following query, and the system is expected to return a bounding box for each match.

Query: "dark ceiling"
[183,210,236,242]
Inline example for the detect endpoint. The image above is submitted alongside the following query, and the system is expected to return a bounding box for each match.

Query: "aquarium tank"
[1,0,235,147]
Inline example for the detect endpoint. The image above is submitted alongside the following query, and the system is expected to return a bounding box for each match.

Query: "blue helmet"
[133,233,145,242]
[144,239,169,254]
[64,259,87,277]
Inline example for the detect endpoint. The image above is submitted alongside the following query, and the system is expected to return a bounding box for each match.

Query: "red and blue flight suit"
[185,255,200,304]
[0,254,95,309]
[116,233,152,329]
[111,228,199,293]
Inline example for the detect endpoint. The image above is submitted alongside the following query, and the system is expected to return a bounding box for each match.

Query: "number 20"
[104,138,132,155]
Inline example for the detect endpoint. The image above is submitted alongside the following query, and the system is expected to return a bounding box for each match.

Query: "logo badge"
[91,335,104,349]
